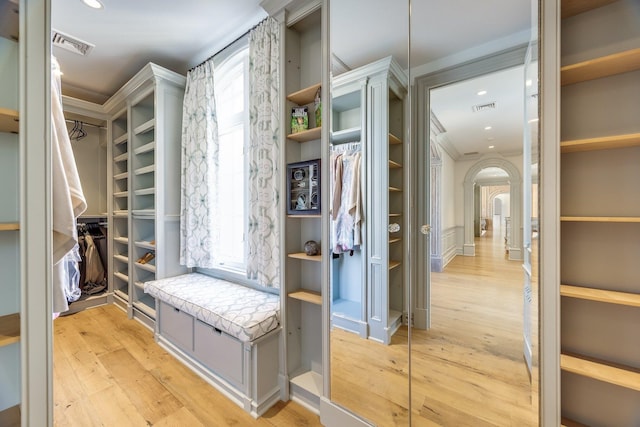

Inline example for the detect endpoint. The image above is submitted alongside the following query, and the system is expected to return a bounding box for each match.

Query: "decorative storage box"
[287,159,320,215]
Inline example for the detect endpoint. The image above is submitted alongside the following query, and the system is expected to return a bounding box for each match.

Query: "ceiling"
[52,0,534,160]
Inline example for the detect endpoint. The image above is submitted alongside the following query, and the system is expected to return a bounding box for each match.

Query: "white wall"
[67,124,108,216]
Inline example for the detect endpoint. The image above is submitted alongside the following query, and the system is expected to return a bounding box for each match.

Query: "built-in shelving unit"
[559,1,640,424]
[0,4,21,418]
[281,1,324,411]
[106,63,187,328]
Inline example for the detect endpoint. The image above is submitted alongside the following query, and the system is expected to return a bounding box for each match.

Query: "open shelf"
[114,172,128,181]
[561,0,618,19]
[0,108,19,133]
[389,213,402,217]
[561,418,589,427]
[388,160,402,168]
[288,214,321,218]
[389,186,402,192]
[560,284,640,307]
[135,262,156,273]
[133,118,155,135]
[389,260,401,270]
[288,252,322,262]
[287,126,321,143]
[560,353,640,392]
[114,254,129,264]
[113,272,129,282]
[560,216,640,223]
[114,236,128,244]
[134,165,155,175]
[134,240,156,250]
[287,83,321,106]
[113,153,128,163]
[290,369,322,397]
[389,237,401,244]
[0,0,19,42]
[561,47,640,86]
[113,191,128,198]
[113,133,128,145]
[0,313,20,348]
[134,141,155,155]
[289,290,322,305]
[389,133,402,145]
[560,132,640,153]
[0,223,19,231]
[332,127,361,144]
[134,187,155,196]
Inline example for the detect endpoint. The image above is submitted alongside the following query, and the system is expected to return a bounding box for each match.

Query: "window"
[209,42,249,276]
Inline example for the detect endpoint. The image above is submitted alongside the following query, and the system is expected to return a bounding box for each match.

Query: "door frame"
[412,44,528,330]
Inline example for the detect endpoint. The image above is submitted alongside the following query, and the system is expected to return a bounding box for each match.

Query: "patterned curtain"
[247,18,281,288]
[180,61,220,268]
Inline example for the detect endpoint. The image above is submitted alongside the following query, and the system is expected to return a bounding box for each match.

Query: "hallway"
[410,230,539,426]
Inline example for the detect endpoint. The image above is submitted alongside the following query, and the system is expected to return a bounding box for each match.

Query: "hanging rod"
[65,119,105,130]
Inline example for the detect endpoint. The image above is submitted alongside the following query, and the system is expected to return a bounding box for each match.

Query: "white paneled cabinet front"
[106,63,188,328]
[331,57,407,345]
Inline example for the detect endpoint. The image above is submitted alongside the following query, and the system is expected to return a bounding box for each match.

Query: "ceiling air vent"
[471,102,496,113]
[464,151,479,156]
[52,29,94,56]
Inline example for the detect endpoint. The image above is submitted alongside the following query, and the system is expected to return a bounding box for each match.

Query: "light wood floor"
[331,231,539,426]
[53,305,322,427]
[54,231,538,426]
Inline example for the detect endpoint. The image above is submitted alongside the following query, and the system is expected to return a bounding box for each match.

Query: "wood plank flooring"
[331,231,539,426]
[54,230,538,426]
[53,305,322,427]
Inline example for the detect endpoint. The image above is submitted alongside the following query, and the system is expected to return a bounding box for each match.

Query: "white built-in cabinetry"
[559,1,640,425]
[107,63,188,328]
[0,0,21,423]
[330,57,406,345]
[280,1,324,410]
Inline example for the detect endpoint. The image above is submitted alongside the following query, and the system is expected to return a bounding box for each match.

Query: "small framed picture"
[287,159,321,215]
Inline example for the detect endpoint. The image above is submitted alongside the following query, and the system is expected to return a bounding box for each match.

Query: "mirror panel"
[328,1,540,425]
[329,1,410,425]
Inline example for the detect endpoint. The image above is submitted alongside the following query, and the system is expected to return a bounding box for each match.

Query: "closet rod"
[188,17,268,72]
[65,119,105,130]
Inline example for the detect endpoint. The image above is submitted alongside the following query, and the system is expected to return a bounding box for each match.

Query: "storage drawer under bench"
[145,273,282,417]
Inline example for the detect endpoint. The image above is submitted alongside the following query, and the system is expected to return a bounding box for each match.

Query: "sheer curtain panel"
[246,18,281,288]
[180,61,220,268]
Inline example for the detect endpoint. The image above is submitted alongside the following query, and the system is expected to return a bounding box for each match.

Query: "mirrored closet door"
[327,1,541,425]
[328,1,410,425]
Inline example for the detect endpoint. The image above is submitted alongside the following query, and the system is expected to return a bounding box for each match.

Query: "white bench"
[144,273,281,417]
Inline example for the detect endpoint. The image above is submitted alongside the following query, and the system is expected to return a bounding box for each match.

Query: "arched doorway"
[463,158,522,260]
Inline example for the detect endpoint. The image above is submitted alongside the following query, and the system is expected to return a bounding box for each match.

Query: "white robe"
[51,57,87,313]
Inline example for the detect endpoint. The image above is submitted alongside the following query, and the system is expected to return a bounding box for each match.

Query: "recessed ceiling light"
[487,137,495,141]
[477,90,487,96]
[484,126,492,131]
[488,145,495,149]
[81,0,104,9]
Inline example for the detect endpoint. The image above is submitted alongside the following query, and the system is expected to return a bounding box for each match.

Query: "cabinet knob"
[421,224,431,235]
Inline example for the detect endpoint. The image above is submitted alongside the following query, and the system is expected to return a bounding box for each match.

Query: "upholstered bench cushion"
[144,273,280,342]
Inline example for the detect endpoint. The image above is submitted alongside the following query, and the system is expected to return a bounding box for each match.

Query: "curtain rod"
[188,17,268,73]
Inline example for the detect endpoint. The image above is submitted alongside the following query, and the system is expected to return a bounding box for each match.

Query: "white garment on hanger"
[51,56,87,314]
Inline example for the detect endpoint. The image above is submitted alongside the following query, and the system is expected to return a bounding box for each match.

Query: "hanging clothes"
[52,56,87,314]
[330,142,363,253]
